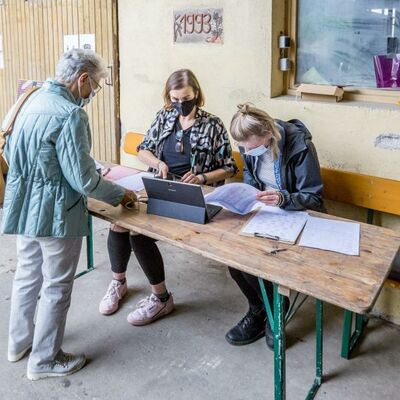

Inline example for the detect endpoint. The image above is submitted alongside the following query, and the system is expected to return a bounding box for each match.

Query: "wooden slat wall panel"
[0,0,119,163]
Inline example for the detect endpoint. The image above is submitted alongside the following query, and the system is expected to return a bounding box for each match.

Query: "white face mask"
[244,144,268,157]
[78,78,96,108]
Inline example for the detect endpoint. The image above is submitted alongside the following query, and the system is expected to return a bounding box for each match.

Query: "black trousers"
[107,230,165,285]
[229,267,274,310]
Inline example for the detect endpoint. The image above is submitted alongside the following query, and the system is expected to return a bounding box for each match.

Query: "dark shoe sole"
[225,329,266,346]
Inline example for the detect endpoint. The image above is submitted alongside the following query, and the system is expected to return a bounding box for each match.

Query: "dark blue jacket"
[240,119,324,212]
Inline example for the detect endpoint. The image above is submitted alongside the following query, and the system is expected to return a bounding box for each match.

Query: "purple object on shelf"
[373,55,400,88]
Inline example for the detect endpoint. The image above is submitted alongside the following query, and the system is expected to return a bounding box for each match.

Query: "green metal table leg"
[258,277,274,330]
[273,284,286,400]
[258,281,324,400]
[74,214,95,279]
[306,299,323,399]
[341,310,369,359]
[341,310,353,359]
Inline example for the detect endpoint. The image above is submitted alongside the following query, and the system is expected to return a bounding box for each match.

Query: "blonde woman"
[99,69,237,324]
[226,103,323,349]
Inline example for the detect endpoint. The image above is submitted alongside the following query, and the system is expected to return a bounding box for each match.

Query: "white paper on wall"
[63,34,96,53]
[79,34,95,51]
[64,34,79,52]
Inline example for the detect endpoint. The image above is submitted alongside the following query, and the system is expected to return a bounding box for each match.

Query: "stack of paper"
[298,216,360,256]
[241,206,309,244]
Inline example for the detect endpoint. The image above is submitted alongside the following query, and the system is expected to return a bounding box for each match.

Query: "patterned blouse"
[137,108,238,180]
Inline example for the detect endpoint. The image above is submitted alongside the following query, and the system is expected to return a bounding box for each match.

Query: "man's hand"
[120,189,137,208]
[181,171,202,184]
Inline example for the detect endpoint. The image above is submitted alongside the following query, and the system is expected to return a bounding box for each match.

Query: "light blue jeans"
[9,236,82,370]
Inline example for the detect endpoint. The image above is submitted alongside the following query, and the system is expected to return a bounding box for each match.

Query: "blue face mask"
[245,144,268,157]
[78,78,96,108]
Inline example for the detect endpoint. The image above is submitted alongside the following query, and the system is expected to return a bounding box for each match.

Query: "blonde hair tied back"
[230,102,281,160]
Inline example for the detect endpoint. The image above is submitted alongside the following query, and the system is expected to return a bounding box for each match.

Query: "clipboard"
[240,207,308,244]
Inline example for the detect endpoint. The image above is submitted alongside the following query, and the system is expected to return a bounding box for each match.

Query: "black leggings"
[107,230,165,285]
[228,267,273,310]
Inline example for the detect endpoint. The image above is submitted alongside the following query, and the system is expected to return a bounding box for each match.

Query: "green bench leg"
[341,310,369,359]
[74,214,95,279]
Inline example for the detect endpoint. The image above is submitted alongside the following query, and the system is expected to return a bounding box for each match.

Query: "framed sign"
[174,8,223,44]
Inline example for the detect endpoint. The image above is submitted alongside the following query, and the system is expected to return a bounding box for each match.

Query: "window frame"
[286,0,400,104]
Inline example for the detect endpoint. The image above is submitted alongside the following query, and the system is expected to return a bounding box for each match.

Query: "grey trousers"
[9,236,82,369]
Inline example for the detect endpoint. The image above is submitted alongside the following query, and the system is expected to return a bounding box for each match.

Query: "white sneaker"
[8,344,32,363]
[27,351,86,381]
[127,293,174,326]
[99,279,127,315]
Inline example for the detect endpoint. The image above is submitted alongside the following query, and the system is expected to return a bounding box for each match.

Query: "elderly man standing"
[1,49,136,380]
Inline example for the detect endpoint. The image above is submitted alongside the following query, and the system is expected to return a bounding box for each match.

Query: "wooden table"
[87,193,400,400]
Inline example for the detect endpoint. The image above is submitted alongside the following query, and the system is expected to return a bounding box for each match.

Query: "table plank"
[88,198,400,314]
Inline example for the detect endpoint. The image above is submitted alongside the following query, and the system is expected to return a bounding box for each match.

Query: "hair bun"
[237,103,252,115]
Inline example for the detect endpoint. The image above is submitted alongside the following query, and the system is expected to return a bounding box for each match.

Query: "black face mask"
[172,98,197,117]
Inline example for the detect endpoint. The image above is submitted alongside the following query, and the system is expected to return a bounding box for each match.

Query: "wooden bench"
[123,131,400,358]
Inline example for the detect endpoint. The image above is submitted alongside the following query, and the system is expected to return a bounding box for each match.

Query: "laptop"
[142,177,222,224]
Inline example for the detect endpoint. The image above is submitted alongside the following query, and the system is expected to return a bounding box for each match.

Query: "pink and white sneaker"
[99,280,127,315]
[127,293,174,326]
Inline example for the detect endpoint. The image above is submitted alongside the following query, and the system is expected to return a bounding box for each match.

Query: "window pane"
[296,0,400,88]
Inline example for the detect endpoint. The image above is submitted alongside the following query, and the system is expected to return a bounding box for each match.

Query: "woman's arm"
[280,142,323,211]
[181,167,233,185]
[138,149,169,179]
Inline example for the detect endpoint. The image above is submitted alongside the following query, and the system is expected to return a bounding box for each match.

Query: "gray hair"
[55,48,108,84]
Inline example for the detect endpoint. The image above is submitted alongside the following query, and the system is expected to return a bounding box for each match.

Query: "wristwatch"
[201,173,208,184]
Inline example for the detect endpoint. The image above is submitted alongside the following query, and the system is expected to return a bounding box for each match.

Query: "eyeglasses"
[175,129,184,153]
[90,77,103,94]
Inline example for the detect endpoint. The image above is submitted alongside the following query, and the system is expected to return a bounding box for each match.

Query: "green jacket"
[1,79,124,237]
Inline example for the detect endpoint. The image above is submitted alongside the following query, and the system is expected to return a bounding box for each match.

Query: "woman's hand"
[256,190,283,206]
[156,161,169,179]
[181,171,203,184]
[120,189,137,208]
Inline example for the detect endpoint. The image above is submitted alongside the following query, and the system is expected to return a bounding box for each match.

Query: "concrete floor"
[0,212,399,400]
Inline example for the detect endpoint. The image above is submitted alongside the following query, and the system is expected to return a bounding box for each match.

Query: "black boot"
[265,296,290,351]
[225,307,267,346]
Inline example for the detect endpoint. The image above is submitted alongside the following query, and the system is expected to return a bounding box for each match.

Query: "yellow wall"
[118,1,400,320]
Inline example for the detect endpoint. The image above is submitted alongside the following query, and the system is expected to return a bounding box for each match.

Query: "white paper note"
[205,183,263,215]
[241,206,309,244]
[299,216,360,256]
[114,172,153,192]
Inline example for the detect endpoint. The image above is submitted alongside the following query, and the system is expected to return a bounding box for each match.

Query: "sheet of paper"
[205,183,263,215]
[114,172,153,192]
[105,165,140,181]
[241,206,308,244]
[298,216,360,256]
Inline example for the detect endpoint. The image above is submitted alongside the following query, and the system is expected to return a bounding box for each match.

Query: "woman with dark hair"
[99,69,237,325]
